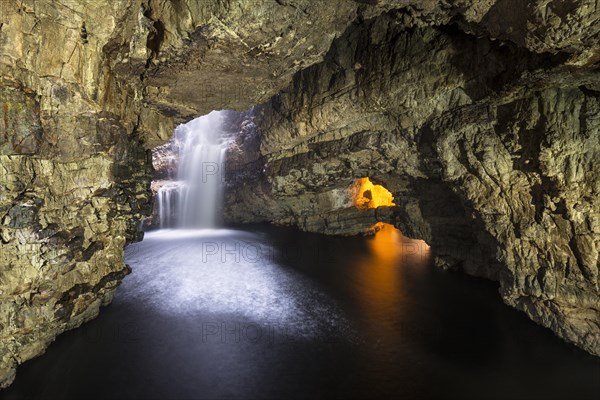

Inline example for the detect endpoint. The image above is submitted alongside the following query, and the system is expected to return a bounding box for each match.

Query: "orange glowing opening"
[351,178,395,209]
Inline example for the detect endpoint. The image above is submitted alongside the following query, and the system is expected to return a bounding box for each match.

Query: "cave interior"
[0,0,599,398]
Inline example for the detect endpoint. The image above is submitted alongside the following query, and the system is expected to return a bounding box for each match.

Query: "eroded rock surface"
[0,0,372,387]
[224,11,600,356]
[0,0,599,388]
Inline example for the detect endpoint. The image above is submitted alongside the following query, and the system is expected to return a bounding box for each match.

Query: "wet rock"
[224,11,600,356]
[1,0,600,389]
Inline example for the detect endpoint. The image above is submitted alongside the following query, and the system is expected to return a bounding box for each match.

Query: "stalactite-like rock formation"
[1,0,599,388]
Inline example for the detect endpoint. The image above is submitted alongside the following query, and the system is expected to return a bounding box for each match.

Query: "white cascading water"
[156,111,227,229]
[158,186,170,229]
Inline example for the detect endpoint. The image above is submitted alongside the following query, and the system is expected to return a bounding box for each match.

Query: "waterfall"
[157,184,175,228]
[157,111,227,229]
[158,188,167,229]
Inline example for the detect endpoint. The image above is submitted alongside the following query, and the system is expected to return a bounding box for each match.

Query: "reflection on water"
[368,222,404,261]
[356,224,406,324]
[354,223,431,342]
[350,223,435,385]
[3,224,599,400]
[120,229,352,339]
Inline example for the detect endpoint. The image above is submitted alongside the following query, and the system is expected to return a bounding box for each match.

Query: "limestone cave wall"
[0,0,599,389]
[224,9,600,357]
[0,0,381,387]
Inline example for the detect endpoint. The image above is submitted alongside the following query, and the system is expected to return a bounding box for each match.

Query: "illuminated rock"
[351,178,395,209]
[1,0,600,389]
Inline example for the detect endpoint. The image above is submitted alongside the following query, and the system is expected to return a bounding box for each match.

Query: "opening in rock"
[6,2,600,397]
[351,177,395,209]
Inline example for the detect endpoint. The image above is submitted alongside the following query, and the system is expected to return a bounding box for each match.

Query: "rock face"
[224,10,600,356]
[0,0,368,387]
[0,0,599,389]
[0,1,153,386]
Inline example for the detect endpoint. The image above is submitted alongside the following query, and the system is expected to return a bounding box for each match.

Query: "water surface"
[3,224,599,399]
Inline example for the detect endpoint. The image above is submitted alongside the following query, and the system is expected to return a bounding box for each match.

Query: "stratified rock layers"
[224,13,600,357]
[0,0,363,387]
[0,0,599,389]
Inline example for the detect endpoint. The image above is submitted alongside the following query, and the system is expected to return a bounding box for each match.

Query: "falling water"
[158,182,176,228]
[156,111,227,228]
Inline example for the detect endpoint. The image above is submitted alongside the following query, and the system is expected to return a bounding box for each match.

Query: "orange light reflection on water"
[366,222,430,263]
[352,223,431,340]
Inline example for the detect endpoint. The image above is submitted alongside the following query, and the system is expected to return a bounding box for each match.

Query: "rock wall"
[224,11,600,356]
[0,0,381,387]
[0,0,599,389]
[0,1,153,386]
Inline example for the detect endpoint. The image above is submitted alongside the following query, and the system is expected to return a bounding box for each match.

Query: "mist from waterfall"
[156,111,227,229]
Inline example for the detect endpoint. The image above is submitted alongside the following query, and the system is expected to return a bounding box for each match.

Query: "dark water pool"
[2,224,599,399]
